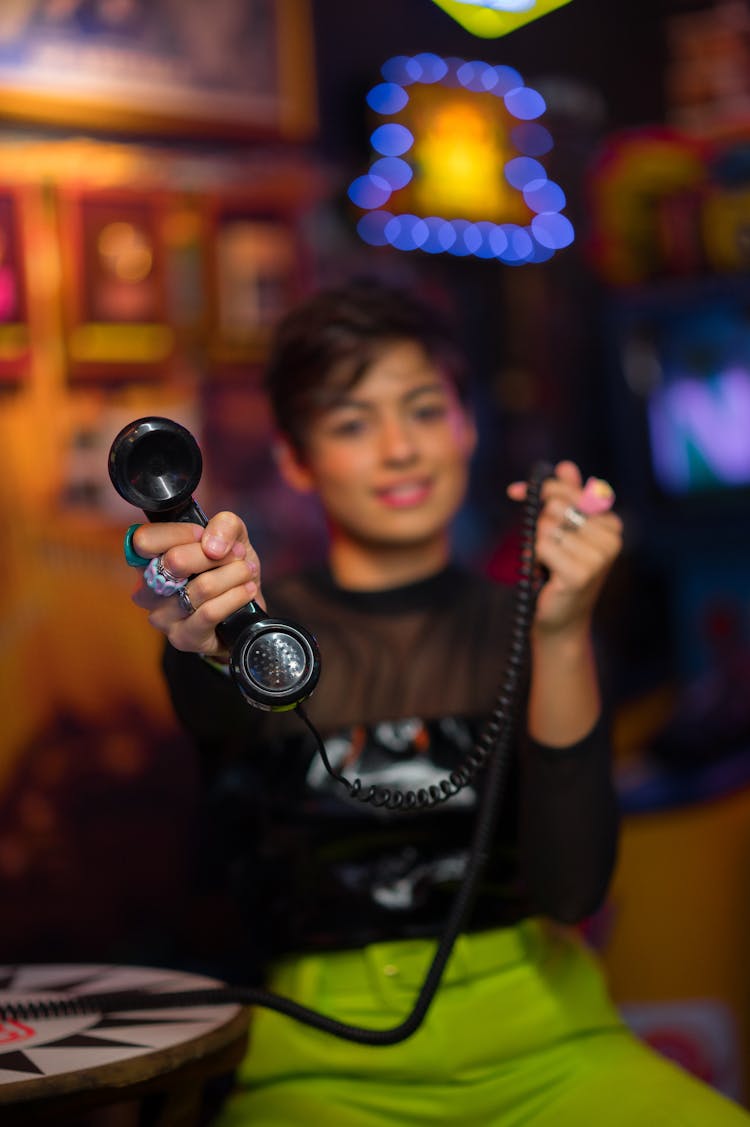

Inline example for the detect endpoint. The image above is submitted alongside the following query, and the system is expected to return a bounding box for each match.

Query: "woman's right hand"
[128,511,263,658]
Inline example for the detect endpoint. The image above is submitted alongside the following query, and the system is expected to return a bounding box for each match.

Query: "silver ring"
[157,556,182,583]
[144,554,187,597]
[176,585,195,616]
[561,505,587,532]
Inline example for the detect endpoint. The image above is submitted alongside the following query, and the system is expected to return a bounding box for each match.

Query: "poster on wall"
[0,187,29,381]
[0,0,316,140]
[56,187,174,380]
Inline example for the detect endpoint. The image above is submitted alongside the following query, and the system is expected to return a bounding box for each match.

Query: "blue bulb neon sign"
[348,53,574,265]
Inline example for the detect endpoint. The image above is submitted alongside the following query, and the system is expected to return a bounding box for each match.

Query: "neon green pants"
[214,920,750,1125]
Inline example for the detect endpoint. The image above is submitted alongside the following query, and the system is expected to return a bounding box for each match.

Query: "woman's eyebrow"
[354,381,448,404]
[402,381,449,401]
[322,380,449,414]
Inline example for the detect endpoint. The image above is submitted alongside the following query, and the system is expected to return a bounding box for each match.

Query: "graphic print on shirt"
[305,716,478,912]
[306,716,479,811]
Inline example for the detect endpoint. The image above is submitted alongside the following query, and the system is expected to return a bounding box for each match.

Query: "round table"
[0,963,250,1125]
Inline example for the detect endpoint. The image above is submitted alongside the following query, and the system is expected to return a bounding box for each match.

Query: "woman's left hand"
[507,460,623,637]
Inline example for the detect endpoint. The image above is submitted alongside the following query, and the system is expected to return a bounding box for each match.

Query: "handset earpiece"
[108,416,321,712]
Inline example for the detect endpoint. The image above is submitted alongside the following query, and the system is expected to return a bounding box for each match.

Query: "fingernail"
[579,477,615,515]
[204,535,227,555]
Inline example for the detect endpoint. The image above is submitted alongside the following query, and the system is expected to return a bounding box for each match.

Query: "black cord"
[300,461,549,812]
[0,464,550,1045]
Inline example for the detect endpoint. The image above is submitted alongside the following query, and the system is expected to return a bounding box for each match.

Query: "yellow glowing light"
[412,97,520,221]
[430,0,573,37]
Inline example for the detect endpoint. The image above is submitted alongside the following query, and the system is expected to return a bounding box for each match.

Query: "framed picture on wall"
[56,187,174,379]
[0,186,29,380]
[0,0,316,141]
[206,206,303,364]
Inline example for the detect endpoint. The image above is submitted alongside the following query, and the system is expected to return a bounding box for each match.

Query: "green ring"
[124,523,150,568]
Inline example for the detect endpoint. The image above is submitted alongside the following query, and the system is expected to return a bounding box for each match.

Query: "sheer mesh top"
[164,564,619,972]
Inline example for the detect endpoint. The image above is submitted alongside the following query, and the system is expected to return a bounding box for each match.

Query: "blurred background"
[0,0,749,1105]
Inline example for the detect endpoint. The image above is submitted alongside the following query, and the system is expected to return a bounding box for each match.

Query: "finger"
[153,537,253,585]
[506,480,527,502]
[578,476,615,516]
[509,463,584,506]
[542,495,622,534]
[540,472,617,524]
[179,558,260,614]
[537,463,586,506]
[134,552,260,613]
[201,511,250,560]
[537,506,622,551]
[537,516,621,578]
[161,582,262,656]
[552,460,583,489]
[129,521,203,561]
[508,467,559,503]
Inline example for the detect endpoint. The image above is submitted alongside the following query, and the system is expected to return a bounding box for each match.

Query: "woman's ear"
[273,435,317,494]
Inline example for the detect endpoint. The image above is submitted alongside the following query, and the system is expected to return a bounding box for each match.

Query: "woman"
[125,279,750,1124]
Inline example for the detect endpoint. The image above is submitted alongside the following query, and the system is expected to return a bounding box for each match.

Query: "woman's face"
[279,339,477,567]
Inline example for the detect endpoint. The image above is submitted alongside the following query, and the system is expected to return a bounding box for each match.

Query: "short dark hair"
[264,277,469,451]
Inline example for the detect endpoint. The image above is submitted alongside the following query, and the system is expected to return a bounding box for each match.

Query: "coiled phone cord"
[0,463,549,1046]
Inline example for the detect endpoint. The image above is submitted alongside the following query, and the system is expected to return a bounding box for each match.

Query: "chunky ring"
[143,555,187,597]
[561,505,588,532]
[578,477,615,515]
[123,524,150,568]
[176,585,195,616]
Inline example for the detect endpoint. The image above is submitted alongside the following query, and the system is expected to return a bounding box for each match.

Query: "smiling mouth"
[376,481,432,508]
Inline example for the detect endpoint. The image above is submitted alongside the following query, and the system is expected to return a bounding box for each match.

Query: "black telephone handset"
[5,442,551,1045]
[108,416,321,712]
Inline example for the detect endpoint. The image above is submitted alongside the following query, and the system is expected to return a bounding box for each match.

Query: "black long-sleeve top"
[164,564,619,972]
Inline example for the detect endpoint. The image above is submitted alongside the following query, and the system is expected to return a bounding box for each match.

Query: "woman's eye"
[412,403,447,422]
[327,417,367,437]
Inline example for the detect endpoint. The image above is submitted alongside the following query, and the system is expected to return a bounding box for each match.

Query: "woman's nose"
[379,416,418,463]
